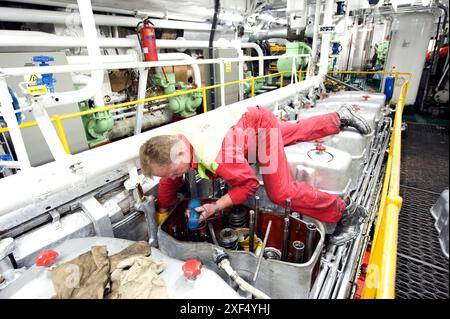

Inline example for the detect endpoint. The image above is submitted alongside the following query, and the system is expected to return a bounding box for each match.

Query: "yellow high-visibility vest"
[169,105,249,179]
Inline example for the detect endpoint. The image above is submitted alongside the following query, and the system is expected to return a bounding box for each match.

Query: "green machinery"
[154,71,202,118]
[78,100,114,148]
[375,40,390,67]
[276,42,311,77]
[243,71,265,94]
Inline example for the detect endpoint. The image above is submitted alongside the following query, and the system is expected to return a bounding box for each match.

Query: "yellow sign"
[27,86,48,95]
[225,62,232,73]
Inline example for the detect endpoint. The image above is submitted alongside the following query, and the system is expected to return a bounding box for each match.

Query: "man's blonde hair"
[139,135,180,177]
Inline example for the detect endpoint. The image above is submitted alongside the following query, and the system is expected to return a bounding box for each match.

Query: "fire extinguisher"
[137,18,158,62]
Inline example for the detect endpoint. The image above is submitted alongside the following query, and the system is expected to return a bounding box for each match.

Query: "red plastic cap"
[361,95,370,101]
[315,138,324,144]
[182,259,202,280]
[36,250,58,267]
[352,104,361,111]
[316,145,326,152]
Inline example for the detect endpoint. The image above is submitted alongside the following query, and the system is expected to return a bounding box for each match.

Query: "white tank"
[384,12,434,104]
[323,91,386,106]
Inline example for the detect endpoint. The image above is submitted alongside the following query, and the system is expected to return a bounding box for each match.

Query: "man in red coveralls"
[139,104,371,245]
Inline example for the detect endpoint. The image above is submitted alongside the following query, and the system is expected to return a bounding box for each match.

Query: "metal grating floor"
[396,123,449,299]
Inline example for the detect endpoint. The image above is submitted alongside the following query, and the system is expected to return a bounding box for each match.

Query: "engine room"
[0,0,448,302]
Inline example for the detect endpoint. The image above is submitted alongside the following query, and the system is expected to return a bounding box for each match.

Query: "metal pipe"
[248,210,256,253]
[0,7,222,31]
[309,245,336,298]
[254,195,260,237]
[318,0,335,76]
[281,216,290,261]
[318,244,347,298]
[305,223,317,262]
[307,0,322,78]
[38,0,104,109]
[325,75,362,91]
[1,54,309,78]
[253,220,272,282]
[292,241,305,263]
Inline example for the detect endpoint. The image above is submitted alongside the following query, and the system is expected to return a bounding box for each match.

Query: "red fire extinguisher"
[137,18,158,62]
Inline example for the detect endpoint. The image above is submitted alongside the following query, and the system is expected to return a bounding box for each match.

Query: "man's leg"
[280,113,341,146]
[257,109,346,224]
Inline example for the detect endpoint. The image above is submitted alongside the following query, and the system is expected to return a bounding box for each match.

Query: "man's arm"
[196,159,259,220]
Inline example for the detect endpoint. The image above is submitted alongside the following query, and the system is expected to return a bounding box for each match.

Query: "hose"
[208,0,220,109]
[214,249,270,299]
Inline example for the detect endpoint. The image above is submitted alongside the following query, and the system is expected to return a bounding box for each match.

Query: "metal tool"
[253,220,272,283]
[248,209,256,253]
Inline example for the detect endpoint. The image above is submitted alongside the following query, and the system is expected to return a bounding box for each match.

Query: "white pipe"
[218,258,270,299]
[318,0,335,76]
[220,61,226,107]
[158,39,265,76]
[2,55,309,78]
[0,7,221,31]
[67,54,138,65]
[0,30,137,48]
[308,0,322,78]
[31,100,68,161]
[0,77,322,221]
[0,34,265,76]
[133,68,149,135]
[35,0,104,109]
[241,42,264,76]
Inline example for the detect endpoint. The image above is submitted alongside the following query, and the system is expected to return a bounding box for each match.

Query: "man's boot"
[336,104,372,135]
[329,199,368,245]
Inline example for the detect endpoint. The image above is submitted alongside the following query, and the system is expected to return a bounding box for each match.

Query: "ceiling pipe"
[318,0,334,76]
[0,6,224,31]
[0,33,264,76]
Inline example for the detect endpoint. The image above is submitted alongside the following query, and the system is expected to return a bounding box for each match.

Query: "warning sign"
[23,73,47,95]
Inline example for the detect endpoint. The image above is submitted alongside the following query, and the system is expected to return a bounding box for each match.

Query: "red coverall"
[157,106,347,224]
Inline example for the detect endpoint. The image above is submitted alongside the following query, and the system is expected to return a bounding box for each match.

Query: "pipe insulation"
[107,110,173,141]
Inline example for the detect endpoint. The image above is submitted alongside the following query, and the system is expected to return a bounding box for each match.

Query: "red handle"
[182,258,202,280]
[361,95,370,101]
[36,250,58,267]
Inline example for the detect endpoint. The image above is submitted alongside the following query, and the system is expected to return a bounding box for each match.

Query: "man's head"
[139,135,191,179]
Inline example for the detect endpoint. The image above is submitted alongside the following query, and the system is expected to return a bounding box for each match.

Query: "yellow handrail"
[362,79,410,299]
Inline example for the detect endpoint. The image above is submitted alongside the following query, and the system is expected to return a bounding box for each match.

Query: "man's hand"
[185,202,221,222]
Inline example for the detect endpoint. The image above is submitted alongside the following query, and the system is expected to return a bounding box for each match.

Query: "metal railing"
[0,70,409,156]
[362,79,410,299]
